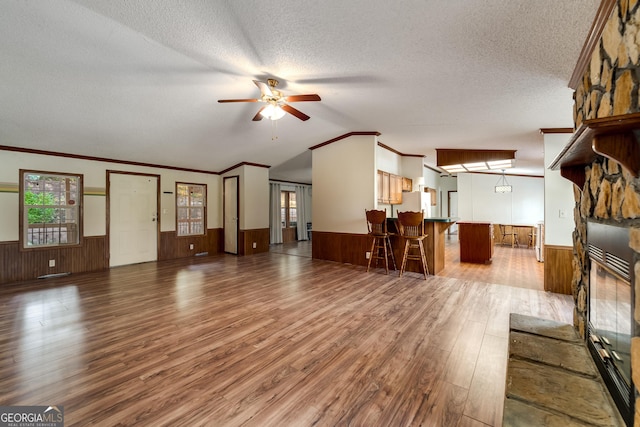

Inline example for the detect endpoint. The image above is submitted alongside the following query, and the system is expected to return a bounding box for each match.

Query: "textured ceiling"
[0,0,600,182]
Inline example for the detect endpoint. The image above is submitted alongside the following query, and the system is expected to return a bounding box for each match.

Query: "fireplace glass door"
[589,261,632,388]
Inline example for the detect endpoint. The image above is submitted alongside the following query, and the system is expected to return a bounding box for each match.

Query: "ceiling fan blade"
[218,98,259,103]
[252,106,266,121]
[282,104,310,121]
[253,80,273,97]
[285,94,321,102]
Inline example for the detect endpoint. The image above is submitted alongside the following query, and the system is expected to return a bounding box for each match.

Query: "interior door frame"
[223,175,239,255]
[448,190,458,235]
[106,170,161,265]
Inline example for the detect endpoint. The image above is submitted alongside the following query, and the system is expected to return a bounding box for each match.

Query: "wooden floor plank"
[463,333,509,426]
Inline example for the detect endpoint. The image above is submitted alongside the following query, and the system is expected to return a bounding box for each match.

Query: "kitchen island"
[458,221,494,264]
[387,217,457,275]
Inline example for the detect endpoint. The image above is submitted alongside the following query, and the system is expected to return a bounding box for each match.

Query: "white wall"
[0,150,222,241]
[376,145,402,175]
[313,134,376,234]
[457,172,544,224]
[402,157,423,185]
[221,164,269,230]
[544,133,575,246]
[422,165,441,217]
[241,165,269,230]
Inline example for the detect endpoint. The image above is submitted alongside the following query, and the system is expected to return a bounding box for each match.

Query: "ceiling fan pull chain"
[271,119,278,141]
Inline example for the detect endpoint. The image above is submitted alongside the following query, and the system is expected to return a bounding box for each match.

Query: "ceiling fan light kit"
[260,104,286,120]
[218,78,321,122]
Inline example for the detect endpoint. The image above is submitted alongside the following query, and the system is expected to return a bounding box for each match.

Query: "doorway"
[448,190,458,235]
[108,172,159,267]
[224,176,239,254]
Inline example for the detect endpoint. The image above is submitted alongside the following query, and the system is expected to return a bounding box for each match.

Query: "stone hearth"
[503,314,624,426]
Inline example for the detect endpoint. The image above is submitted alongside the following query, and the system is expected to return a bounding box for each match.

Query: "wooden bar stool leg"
[366,237,376,272]
[382,236,389,274]
[399,240,410,277]
[386,236,397,271]
[418,240,428,279]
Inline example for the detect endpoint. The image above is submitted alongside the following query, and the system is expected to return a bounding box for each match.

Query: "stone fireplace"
[553,147,640,425]
[550,1,640,425]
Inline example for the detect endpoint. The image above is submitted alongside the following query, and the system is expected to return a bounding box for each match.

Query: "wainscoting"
[0,236,108,284]
[543,245,573,295]
[158,228,223,260]
[239,228,270,255]
[311,231,371,267]
[0,228,225,285]
[282,227,297,243]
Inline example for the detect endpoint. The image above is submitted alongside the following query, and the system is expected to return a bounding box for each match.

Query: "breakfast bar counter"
[387,217,457,275]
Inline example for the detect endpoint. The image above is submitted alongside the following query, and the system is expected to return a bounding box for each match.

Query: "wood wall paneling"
[0,236,107,285]
[544,245,573,295]
[239,228,270,256]
[313,225,452,275]
[158,228,224,260]
[311,231,370,266]
[282,228,296,243]
[493,224,534,248]
[1,229,224,285]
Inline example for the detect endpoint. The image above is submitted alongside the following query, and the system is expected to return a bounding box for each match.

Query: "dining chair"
[499,224,519,247]
[397,210,428,280]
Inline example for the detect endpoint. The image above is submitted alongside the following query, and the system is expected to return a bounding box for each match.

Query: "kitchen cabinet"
[377,170,403,205]
[458,221,494,264]
[390,174,403,204]
[377,170,389,203]
[402,177,413,192]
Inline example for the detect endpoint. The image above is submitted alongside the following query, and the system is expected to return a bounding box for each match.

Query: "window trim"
[19,169,84,251]
[175,182,207,237]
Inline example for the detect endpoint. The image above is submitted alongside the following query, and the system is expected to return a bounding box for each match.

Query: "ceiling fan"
[218,79,321,121]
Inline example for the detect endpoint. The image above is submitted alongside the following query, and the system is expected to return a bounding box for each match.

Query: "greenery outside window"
[21,170,82,249]
[281,191,297,228]
[176,183,206,236]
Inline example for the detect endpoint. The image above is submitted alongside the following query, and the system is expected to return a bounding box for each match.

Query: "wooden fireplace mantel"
[549,113,640,189]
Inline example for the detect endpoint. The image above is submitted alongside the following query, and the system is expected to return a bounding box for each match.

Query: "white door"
[109,173,158,267]
[224,176,238,254]
[449,191,458,235]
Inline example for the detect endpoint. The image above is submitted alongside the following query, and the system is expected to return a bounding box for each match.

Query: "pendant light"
[495,169,512,193]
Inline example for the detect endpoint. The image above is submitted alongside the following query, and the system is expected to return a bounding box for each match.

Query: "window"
[176,183,206,236]
[281,191,297,228]
[21,170,82,248]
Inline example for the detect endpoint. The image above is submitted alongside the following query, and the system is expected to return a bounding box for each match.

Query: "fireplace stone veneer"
[552,1,640,425]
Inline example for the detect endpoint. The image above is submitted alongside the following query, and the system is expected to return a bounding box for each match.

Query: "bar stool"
[397,210,429,280]
[365,209,397,274]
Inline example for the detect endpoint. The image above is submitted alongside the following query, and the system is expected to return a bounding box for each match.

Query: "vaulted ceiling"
[0,0,600,182]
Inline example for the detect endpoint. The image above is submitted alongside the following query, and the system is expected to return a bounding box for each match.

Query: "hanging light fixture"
[495,169,512,193]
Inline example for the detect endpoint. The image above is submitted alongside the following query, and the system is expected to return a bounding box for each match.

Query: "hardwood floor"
[274,235,544,291]
[440,234,544,291]
[0,241,572,426]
